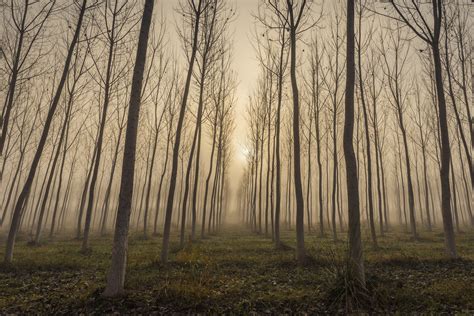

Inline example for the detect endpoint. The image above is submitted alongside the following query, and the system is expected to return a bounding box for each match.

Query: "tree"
[380,26,417,240]
[4,0,88,264]
[343,0,366,289]
[103,0,154,297]
[286,0,310,265]
[82,0,138,252]
[356,1,377,246]
[387,0,456,258]
[161,0,207,263]
[307,36,325,236]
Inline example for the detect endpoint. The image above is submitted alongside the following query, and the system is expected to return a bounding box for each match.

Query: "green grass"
[0,226,473,314]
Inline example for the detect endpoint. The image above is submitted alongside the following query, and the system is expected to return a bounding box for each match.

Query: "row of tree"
[240,0,472,290]
[0,0,238,295]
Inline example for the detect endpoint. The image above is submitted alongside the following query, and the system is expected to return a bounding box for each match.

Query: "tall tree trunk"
[258,128,264,234]
[288,5,305,265]
[398,115,417,239]
[143,109,164,237]
[343,0,366,289]
[36,69,79,243]
[357,25,377,246]
[190,123,202,239]
[432,40,456,257]
[444,21,473,189]
[153,128,171,235]
[372,106,385,234]
[180,61,209,246]
[306,116,312,233]
[201,108,218,238]
[82,2,120,252]
[161,1,203,263]
[274,33,286,247]
[49,112,72,238]
[100,130,123,236]
[103,0,154,296]
[76,144,97,239]
[421,145,432,231]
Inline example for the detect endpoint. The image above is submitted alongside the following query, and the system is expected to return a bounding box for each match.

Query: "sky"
[158,0,260,215]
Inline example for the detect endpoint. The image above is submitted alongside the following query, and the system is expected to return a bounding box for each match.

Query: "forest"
[0,0,472,314]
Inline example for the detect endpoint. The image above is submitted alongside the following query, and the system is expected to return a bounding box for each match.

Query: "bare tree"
[380,26,417,240]
[387,0,457,258]
[0,0,55,160]
[82,0,138,253]
[344,0,366,290]
[161,0,208,263]
[356,1,377,246]
[103,0,154,297]
[4,0,88,264]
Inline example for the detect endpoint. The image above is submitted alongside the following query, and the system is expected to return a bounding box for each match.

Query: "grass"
[0,225,473,314]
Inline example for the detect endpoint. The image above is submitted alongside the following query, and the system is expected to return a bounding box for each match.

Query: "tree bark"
[103,0,154,296]
[287,1,305,265]
[343,0,366,289]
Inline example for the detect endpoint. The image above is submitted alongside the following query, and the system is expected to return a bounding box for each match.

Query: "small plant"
[324,246,377,313]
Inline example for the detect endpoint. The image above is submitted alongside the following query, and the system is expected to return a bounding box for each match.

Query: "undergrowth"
[0,226,472,314]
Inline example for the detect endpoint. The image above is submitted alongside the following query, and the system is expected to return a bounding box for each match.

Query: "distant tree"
[161,0,208,263]
[4,0,88,264]
[82,0,139,253]
[380,26,417,240]
[387,0,457,258]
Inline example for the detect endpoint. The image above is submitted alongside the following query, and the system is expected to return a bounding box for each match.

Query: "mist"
[0,0,472,313]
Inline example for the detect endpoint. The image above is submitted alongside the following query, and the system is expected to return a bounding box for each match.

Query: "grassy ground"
[0,225,473,314]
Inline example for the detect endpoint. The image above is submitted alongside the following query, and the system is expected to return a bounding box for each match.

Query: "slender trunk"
[421,145,432,231]
[457,131,473,226]
[161,2,202,263]
[306,118,312,233]
[288,9,305,264]
[82,4,119,252]
[445,26,473,189]
[357,31,377,246]
[181,62,209,245]
[1,149,25,225]
[372,105,385,234]
[258,129,264,234]
[35,77,76,244]
[274,34,285,247]
[190,123,202,239]
[201,110,218,238]
[344,0,365,288]
[104,0,154,296]
[50,113,71,238]
[100,130,122,236]
[143,125,160,237]
[432,41,456,257]
[76,145,97,239]
[265,96,272,236]
[153,129,171,235]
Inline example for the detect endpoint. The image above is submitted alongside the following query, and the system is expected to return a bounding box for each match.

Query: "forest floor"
[0,225,473,314]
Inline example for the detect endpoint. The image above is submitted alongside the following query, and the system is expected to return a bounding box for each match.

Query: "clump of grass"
[323,248,388,313]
